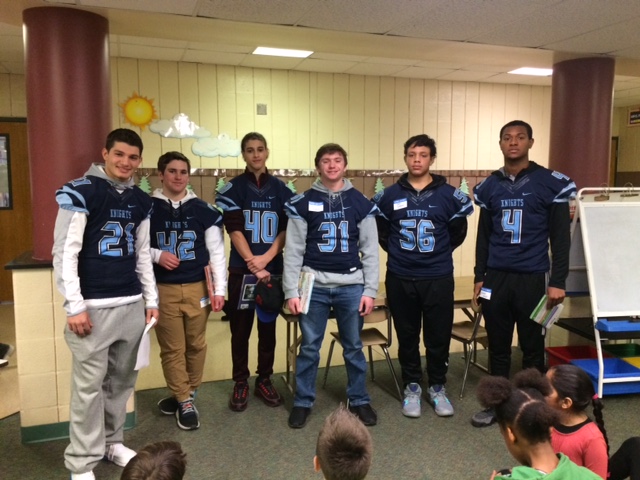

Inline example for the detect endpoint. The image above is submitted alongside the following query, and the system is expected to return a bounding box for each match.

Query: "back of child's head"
[120,441,186,480]
[477,369,557,445]
[547,364,609,453]
[316,405,372,480]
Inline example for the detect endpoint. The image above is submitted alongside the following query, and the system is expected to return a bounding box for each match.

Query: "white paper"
[134,317,157,371]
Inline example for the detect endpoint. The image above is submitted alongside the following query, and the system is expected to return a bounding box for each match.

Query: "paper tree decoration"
[374,178,385,194]
[459,177,470,195]
[215,177,226,193]
[138,175,152,194]
[286,179,297,194]
[187,183,194,191]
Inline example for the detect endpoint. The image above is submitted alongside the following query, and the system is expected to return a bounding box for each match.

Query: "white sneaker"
[428,385,454,417]
[105,443,137,467]
[402,383,422,418]
[71,471,95,480]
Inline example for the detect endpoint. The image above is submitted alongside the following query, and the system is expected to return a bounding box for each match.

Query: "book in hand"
[530,295,564,329]
[298,272,315,315]
[204,265,215,304]
[238,274,258,310]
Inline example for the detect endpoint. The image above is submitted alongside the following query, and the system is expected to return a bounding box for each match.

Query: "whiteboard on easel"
[578,187,640,317]
[566,210,589,295]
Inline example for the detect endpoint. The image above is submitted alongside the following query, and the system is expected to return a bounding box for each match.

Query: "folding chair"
[450,303,489,398]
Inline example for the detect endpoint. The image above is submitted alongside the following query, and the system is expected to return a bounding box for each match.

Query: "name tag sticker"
[309,201,324,212]
[200,296,211,308]
[479,288,492,300]
[393,198,408,210]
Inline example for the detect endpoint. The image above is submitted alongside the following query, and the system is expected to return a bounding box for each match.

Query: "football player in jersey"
[471,120,577,428]
[283,143,380,429]
[150,151,226,430]
[373,134,473,419]
[216,132,293,412]
[52,129,159,480]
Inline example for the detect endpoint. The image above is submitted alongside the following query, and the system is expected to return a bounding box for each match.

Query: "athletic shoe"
[0,343,15,360]
[288,406,311,428]
[104,443,137,467]
[471,407,497,427]
[176,398,200,430]
[349,403,378,426]
[158,396,179,415]
[70,471,95,480]
[402,383,422,418]
[229,381,249,412]
[428,385,454,417]
[0,359,7,368]
[255,377,284,407]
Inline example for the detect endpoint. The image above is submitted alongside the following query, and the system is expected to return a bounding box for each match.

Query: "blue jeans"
[294,284,371,408]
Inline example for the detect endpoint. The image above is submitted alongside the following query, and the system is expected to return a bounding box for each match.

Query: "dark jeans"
[481,269,546,378]
[385,272,454,387]
[227,273,276,382]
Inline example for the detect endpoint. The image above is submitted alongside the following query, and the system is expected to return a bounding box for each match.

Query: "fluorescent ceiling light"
[508,67,553,76]
[252,46,313,58]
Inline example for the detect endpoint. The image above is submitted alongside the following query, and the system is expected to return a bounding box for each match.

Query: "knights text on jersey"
[150,197,222,284]
[216,173,293,272]
[373,179,473,278]
[285,188,379,273]
[473,163,576,273]
[55,175,153,300]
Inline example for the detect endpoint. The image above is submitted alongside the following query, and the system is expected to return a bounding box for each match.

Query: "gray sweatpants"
[64,300,146,474]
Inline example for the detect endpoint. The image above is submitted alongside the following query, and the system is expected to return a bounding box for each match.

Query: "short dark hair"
[403,134,437,157]
[241,132,268,151]
[157,151,191,173]
[120,441,186,480]
[316,405,372,480]
[314,143,348,168]
[499,120,533,140]
[477,369,556,445]
[105,128,144,155]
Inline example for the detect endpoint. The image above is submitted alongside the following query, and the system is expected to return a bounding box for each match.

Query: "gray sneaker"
[402,383,422,418]
[471,407,496,427]
[428,385,454,417]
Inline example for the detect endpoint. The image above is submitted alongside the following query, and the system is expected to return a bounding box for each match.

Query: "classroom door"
[0,120,32,302]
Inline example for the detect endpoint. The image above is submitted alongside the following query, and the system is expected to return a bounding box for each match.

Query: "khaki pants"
[156,281,211,401]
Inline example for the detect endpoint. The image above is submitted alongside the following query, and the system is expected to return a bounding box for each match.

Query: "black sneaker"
[349,403,378,426]
[0,343,15,360]
[157,396,179,415]
[229,381,249,412]
[288,407,311,429]
[471,407,497,427]
[255,377,284,407]
[176,399,200,430]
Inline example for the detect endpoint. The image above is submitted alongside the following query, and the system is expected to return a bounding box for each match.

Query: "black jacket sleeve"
[548,202,571,289]
[375,215,390,252]
[448,217,468,251]
[474,208,492,283]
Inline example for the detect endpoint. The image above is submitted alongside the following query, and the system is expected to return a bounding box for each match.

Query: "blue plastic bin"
[570,358,640,395]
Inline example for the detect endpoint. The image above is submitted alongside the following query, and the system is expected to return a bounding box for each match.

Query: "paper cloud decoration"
[149,113,211,139]
[192,133,241,158]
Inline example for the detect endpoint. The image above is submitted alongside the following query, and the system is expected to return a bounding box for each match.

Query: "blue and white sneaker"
[428,385,454,417]
[402,383,422,418]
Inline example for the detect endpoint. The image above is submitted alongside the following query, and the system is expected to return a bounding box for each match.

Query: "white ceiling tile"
[182,49,245,65]
[119,44,184,62]
[392,66,456,79]
[79,0,199,16]
[311,52,367,62]
[196,0,316,25]
[484,73,552,86]
[294,58,355,73]
[240,55,304,69]
[118,36,188,49]
[187,41,252,54]
[436,70,498,82]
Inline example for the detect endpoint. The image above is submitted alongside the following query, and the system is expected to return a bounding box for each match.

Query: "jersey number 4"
[501,209,523,244]
[244,210,278,244]
[155,231,197,260]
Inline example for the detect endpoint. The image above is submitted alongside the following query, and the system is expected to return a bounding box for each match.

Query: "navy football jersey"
[216,172,293,273]
[55,175,153,300]
[373,174,473,278]
[285,187,379,273]
[150,197,222,284]
[473,162,576,273]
